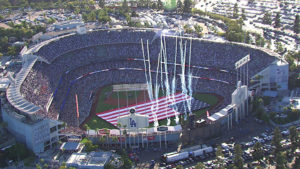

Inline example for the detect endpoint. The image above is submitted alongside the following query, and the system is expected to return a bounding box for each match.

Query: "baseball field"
[82,85,222,130]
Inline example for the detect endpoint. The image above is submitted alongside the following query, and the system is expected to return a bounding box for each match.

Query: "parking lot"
[135,115,299,169]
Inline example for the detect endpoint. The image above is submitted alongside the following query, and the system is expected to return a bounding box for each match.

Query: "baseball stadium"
[2,28,288,153]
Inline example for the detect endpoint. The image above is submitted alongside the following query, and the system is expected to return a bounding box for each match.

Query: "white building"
[1,101,63,153]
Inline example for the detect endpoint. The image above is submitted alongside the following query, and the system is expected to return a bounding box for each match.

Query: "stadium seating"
[18,29,276,127]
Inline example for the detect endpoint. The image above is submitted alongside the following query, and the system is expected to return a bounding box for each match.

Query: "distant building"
[66,151,112,169]
[48,20,84,32]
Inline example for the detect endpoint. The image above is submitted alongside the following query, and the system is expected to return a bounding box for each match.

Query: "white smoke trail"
[187,39,193,115]
[146,40,153,101]
[141,39,152,101]
[180,39,188,120]
[172,37,180,124]
[162,36,171,126]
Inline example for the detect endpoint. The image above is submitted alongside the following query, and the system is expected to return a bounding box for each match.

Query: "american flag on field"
[96,93,191,126]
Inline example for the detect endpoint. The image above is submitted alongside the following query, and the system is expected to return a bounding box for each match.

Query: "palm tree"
[254,75,264,90]
[40,158,44,164]
[123,125,127,149]
[99,136,106,147]
[83,124,90,136]
[103,128,109,148]
[117,122,122,148]
[43,163,48,169]
[112,136,118,148]
[95,128,99,137]
[62,122,66,129]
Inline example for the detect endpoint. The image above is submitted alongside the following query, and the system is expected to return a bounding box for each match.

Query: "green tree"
[95,128,99,137]
[289,126,299,152]
[98,9,111,23]
[123,155,133,169]
[176,165,184,169]
[99,0,105,8]
[104,163,114,169]
[195,162,205,169]
[104,128,110,148]
[233,144,244,169]
[40,158,44,164]
[252,142,264,161]
[294,14,300,34]
[131,11,138,17]
[194,24,203,37]
[0,0,11,9]
[43,163,48,169]
[57,0,62,8]
[99,136,106,144]
[87,11,97,22]
[36,164,42,169]
[122,0,129,13]
[59,162,67,169]
[262,12,272,25]
[275,152,287,169]
[151,2,157,9]
[183,0,192,13]
[5,143,33,161]
[272,127,283,155]
[215,145,225,168]
[177,0,183,13]
[255,34,265,47]
[274,12,281,28]
[157,0,163,10]
[82,138,98,152]
[225,21,244,42]
[241,9,246,20]
[233,3,239,19]
[83,124,90,135]
[275,41,284,53]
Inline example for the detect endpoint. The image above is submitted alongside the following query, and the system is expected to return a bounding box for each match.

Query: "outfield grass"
[111,90,141,99]
[192,93,219,118]
[85,85,220,130]
[86,116,117,129]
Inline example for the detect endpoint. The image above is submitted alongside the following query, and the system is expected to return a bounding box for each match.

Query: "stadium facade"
[1,28,288,154]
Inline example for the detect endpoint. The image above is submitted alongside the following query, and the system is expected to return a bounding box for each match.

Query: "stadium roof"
[6,81,40,115]
[6,58,41,116]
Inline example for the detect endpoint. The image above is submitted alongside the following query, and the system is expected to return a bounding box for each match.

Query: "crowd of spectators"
[18,29,278,129]
[36,30,155,63]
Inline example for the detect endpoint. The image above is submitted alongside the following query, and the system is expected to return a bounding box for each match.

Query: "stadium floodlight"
[235,54,250,69]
